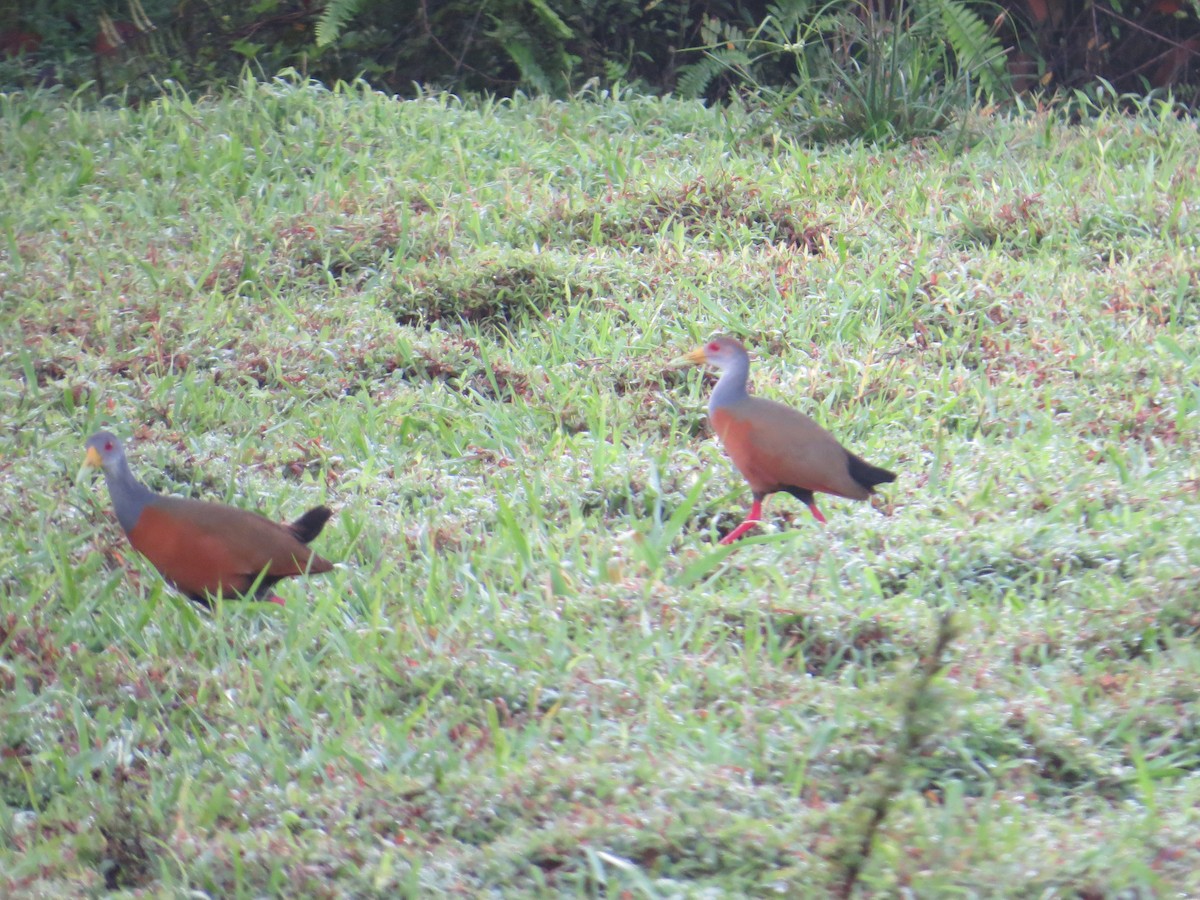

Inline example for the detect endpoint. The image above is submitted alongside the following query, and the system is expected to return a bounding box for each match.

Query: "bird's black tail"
[288,506,333,544]
[847,454,896,494]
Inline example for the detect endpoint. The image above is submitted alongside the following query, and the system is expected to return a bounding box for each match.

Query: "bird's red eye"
[104,441,113,451]
[707,341,721,352]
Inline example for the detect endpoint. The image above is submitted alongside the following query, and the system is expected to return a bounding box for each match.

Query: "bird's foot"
[720,520,760,544]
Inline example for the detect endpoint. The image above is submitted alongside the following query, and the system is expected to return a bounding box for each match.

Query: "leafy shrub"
[3,0,1198,110]
[677,0,1010,143]
[313,0,762,95]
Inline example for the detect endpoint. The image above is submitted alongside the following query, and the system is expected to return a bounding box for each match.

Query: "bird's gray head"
[82,431,127,475]
[679,335,750,372]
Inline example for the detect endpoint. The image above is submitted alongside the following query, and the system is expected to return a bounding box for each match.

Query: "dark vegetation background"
[2,0,1199,110]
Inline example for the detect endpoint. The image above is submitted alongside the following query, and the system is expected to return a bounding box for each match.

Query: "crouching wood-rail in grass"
[676,336,896,544]
[80,431,334,606]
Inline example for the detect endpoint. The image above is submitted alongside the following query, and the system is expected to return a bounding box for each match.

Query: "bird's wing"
[713,398,869,500]
[132,497,330,595]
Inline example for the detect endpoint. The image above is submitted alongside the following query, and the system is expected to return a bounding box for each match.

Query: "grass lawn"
[1,78,1199,896]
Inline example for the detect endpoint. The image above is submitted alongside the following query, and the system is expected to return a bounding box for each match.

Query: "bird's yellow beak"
[77,446,103,482]
[671,346,709,368]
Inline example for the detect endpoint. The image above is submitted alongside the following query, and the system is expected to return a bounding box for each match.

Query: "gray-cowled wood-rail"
[677,336,896,544]
[80,431,334,606]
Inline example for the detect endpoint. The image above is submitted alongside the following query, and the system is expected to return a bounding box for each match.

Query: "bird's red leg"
[267,594,286,606]
[721,497,764,545]
[808,503,827,524]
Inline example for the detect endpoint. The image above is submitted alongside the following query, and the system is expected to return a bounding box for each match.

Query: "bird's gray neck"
[103,455,155,533]
[708,355,751,413]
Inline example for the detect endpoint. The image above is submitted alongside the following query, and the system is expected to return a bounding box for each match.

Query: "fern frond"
[924,0,1009,96]
[504,40,553,94]
[676,55,725,98]
[315,0,366,47]
[527,0,574,40]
